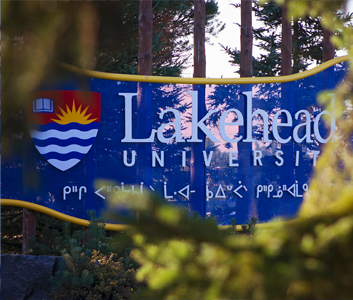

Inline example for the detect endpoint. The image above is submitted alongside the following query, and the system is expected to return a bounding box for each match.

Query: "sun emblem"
[51,100,97,125]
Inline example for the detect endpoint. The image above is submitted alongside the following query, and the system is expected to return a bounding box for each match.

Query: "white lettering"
[243,91,272,143]
[152,151,164,167]
[312,150,320,166]
[203,151,214,167]
[275,150,284,166]
[120,93,155,143]
[314,94,335,144]
[119,91,334,148]
[253,150,263,166]
[272,109,292,143]
[295,150,300,167]
[182,151,186,168]
[293,110,313,143]
[219,109,244,143]
[187,91,220,143]
[229,151,239,167]
[123,150,136,167]
[157,108,184,143]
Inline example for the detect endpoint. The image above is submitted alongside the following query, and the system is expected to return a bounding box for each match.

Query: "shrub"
[27,212,143,300]
[28,216,82,256]
[51,245,141,300]
[105,190,353,300]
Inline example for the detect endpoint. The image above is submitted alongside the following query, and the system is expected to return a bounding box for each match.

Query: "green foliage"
[81,211,110,256]
[104,192,264,299]
[24,212,142,300]
[285,0,353,220]
[1,207,83,255]
[27,211,111,257]
[241,217,258,235]
[52,246,141,300]
[93,0,224,76]
[223,0,353,76]
[28,215,82,256]
[221,217,258,236]
[105,190,353,299]
[1,206,23,254]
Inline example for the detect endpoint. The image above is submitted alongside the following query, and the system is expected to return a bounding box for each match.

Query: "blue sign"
[1,58,349,226]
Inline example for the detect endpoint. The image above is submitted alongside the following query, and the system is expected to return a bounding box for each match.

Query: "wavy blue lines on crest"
[29,122,100,171]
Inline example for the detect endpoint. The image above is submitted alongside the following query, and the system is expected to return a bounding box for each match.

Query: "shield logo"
[28,90,101,171]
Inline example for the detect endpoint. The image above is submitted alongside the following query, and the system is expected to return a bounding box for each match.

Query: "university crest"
[28,90,101,171]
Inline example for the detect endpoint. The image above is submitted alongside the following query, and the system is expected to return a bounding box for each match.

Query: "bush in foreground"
[105,191,353,300]
[28,213,142,300]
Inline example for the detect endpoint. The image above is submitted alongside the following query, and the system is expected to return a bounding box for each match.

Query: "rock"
[1,255,65,300]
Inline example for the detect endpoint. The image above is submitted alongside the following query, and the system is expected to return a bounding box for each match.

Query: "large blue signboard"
[1,58,349,226]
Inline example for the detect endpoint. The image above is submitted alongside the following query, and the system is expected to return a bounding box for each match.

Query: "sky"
[183,0,353,79]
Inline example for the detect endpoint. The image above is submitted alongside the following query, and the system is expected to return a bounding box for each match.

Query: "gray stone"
[1,254,65,300]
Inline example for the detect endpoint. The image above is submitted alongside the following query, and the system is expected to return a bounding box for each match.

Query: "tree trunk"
[191,0,206,217]
[137,0,153,216]
[240,0,254,220]
[138,0,153,76]
[292,20,300,73]
[23,124,38,255]
[193,0,206,78]
[323,27,334,62]
[281,6,294,222]
[281,4,292,75]
[240,0,253,77]
[22,208,37,254]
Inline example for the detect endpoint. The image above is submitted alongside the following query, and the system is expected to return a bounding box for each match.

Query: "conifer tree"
[94,0,224,76]
[222,0,352,76]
